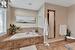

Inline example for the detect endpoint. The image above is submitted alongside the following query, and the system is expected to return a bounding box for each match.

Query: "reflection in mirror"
[6,0,45,41]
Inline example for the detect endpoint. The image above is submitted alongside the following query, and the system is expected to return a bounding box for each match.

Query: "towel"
[59,25,67,36]
[43,18,48,35]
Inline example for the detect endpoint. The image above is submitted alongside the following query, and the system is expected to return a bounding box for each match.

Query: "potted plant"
[66,29,71,37]
[8,24,20,35]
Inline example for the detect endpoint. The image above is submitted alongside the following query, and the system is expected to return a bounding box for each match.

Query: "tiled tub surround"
[0,36,43,50]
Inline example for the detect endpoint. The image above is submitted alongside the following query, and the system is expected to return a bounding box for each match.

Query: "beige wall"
[45,3,68,37]
[67,5,75,37]
[7,5,15,28]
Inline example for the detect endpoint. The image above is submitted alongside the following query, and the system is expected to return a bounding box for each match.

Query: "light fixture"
[1,0,7,7]
[0,0,8,8]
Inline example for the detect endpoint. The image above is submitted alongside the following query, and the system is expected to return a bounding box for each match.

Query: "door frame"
[47,9,56,38]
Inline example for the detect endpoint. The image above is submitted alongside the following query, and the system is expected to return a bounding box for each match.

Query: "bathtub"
[10,32,41,40]
[66,36,75,39]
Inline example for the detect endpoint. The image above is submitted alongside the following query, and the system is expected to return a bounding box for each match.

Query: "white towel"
[59,25,67,36]
[43,18,48,35]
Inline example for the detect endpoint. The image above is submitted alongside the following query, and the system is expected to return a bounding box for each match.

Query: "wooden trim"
[47,9,56,38]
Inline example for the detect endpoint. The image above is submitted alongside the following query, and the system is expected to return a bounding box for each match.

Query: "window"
[0,8,6,35]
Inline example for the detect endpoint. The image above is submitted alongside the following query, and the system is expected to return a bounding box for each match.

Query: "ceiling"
[10,0,44,10]
[10,0,75,10]
[45,0,75,7]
